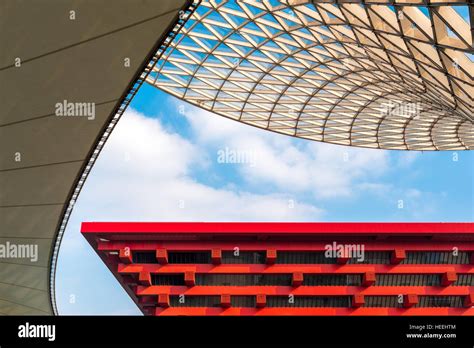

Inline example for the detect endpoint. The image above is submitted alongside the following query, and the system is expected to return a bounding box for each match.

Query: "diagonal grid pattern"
[149,0,473,150]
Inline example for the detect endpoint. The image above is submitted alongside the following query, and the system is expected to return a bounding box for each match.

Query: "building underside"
[0,0,188,315]
[150,0,473,150]
[83,222,474,316]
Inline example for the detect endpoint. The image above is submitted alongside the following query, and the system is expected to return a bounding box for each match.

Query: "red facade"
[81,222,474,316]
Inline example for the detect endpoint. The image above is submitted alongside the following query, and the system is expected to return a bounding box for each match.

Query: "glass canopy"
[148,0,473,150]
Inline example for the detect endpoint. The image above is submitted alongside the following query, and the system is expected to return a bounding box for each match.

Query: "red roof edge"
[81,222,474,235]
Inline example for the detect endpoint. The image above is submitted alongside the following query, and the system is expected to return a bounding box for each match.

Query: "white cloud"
[96,110,205,180]
[76,108,324,223]
[356,182,392,196]
[396,151,420,168]
[180,105,390,198]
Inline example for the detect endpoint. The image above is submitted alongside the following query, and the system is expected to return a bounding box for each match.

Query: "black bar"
[0,316,472,346]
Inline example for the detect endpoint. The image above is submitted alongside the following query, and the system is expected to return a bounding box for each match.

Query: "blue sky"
[56,83,474,315]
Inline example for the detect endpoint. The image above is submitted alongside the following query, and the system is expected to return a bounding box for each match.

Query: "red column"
[256,294,266,308]
[139,271,151,286]
[362,271,376,286]
[266,249,277,265]
[211,249,222,265]
[292,272,304,287]
[156,249,168,264]
[352,294,364,308]
[464,293,474,307]
[404,294,418,308]
[337,254,350,264]
[391,249,406,264]
[185,271,195,287]
[158,294,170,308]
[221,294,231,308]
[441,272,457,286]
[119,248,132,264]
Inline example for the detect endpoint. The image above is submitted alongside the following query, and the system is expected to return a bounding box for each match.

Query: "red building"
[81,222,474,316]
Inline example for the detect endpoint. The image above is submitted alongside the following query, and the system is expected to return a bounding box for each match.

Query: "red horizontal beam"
[154,307,474,316]
[136,285,473,296]
[82,222,474,235]
[118,263,474,274]
[97,241,474,251]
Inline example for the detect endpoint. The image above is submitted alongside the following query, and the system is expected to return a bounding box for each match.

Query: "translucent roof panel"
[149,0,473,150]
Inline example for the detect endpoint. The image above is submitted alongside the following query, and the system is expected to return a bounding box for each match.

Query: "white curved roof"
[0,0,186,315]
[149,0,473,150]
